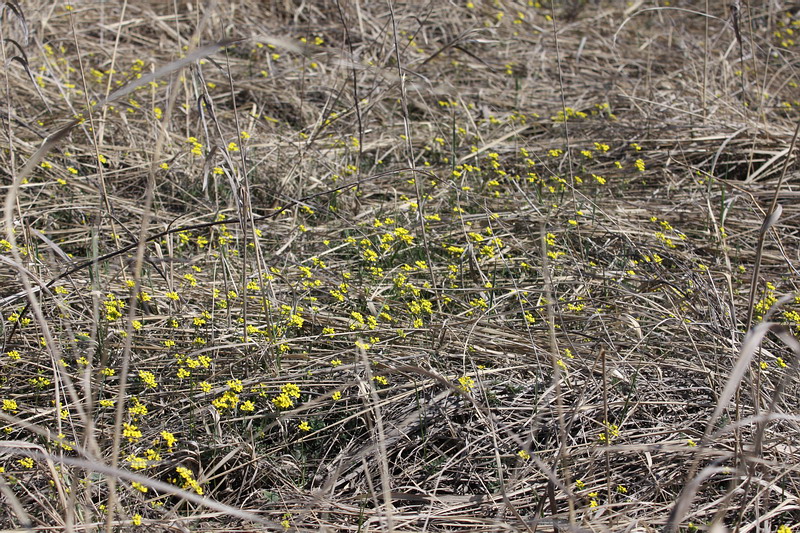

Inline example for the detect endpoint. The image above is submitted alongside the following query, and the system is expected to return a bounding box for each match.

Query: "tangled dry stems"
[1,1,800,531]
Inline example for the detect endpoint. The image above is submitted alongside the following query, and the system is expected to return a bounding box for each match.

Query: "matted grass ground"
[1,1,800,531]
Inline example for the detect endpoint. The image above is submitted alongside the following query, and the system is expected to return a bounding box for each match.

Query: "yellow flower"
[176,466,203,494]
[457,375,475,392]
[282,383,301,398]
[138,370,157,388]
[160,431,177,448]
[123,423,142,442]
[298,421,311,431]
[272,393,293,409]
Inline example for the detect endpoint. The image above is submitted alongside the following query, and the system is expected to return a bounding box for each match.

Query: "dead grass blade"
[666,464,733,533]
[3,2,800,531]
[4,37,49,111]
[0,443,283,529]
[0,0,28,45]
[703,318,793,441]
[8,39,241,196]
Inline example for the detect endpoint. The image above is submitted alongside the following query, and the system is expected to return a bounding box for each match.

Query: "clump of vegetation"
[1,1,800,531]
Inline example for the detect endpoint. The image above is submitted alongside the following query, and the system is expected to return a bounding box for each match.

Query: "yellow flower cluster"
[272,383,301,409]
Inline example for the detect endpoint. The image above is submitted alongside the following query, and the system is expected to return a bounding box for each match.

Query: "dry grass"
[1,1,800,531]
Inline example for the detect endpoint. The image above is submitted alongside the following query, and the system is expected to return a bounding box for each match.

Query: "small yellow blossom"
[160,431,177,448]
[272,393,294,409]
[457,375,475,392]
